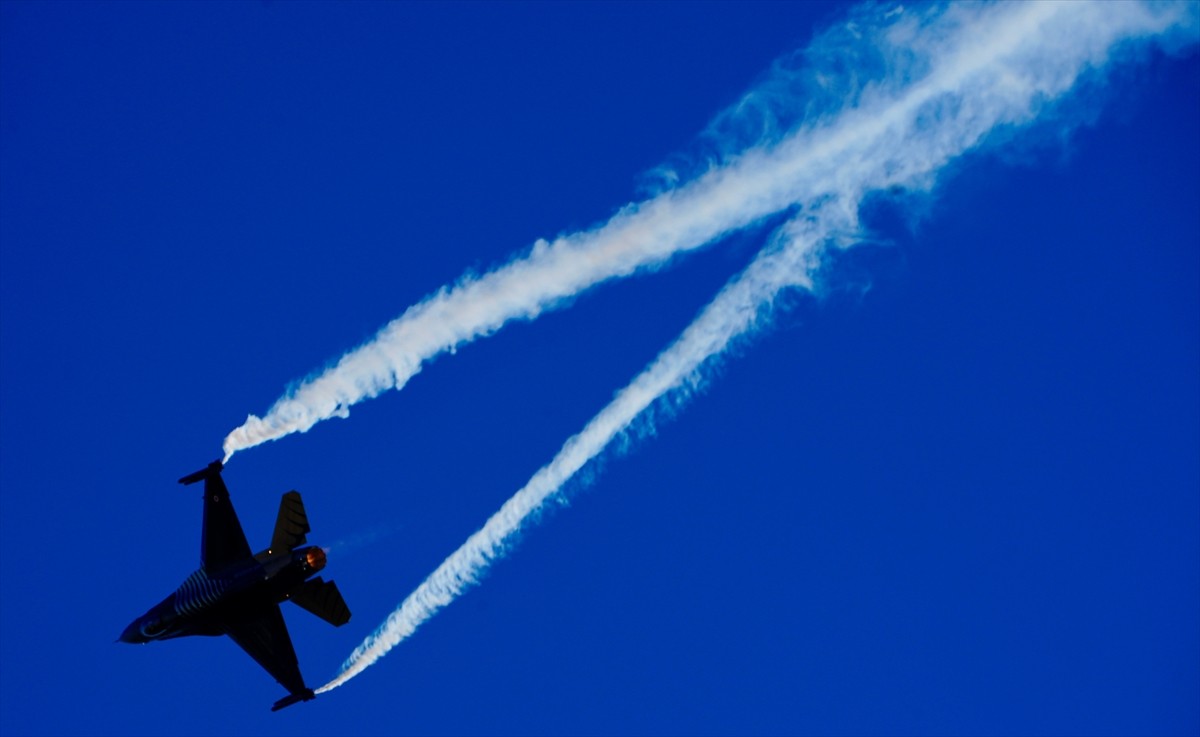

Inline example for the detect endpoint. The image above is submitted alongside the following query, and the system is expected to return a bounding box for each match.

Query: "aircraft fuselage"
[119,461,350,711]
[120,546,327,643]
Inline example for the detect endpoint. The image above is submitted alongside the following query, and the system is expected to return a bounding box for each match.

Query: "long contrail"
[222,1,1190,463]
[317,1,1197,691]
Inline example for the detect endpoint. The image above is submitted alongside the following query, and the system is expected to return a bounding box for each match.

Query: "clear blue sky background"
[1,3,1197,736]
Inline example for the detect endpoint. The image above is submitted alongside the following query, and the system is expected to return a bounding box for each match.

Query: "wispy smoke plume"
[316,1,1197,691]
[222,1,1192,464]
[324,524,402,559]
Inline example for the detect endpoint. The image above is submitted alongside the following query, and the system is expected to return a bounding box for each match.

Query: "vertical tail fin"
[270,491,310,554]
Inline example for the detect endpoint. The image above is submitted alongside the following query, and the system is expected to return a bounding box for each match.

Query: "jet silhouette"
[119,461,351,711]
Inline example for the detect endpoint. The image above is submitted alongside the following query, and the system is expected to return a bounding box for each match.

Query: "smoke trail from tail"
[316,1,1197,690]
[222,1,1192,463]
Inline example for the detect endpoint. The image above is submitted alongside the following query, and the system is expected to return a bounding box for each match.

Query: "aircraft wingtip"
[271,689,316,712]
[178,459,224,486]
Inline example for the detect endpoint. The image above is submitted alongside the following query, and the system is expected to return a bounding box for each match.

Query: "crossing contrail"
[222,1,1192,464]
[314,0,1197,691]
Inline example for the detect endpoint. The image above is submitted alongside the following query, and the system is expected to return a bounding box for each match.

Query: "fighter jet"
[119,460,351,711]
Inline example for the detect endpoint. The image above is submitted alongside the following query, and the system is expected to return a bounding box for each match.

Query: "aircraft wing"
[181,461,252,574]
[226,604,312,706]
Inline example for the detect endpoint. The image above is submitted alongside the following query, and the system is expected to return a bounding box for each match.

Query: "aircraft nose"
[118,620,144,644]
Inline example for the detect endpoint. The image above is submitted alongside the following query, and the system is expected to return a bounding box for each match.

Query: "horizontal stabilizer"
[179,460,223,486]
[271,688,315,712]
[290,577,351,627]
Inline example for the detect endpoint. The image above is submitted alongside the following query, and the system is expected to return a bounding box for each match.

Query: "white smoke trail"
[316,208,835,694]
[316,1,1197,691]
[221,0,1191,463]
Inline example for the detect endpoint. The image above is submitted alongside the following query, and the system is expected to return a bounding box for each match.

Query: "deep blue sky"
[1,3,1197,736]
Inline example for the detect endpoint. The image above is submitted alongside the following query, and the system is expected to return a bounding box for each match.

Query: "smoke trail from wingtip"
[316,208,834,694]
[223,0,1192,462]
[316,0,1197,691]
[220,144,821,459]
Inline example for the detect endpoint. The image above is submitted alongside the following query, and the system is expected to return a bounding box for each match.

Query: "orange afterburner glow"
[306,547,327,572]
